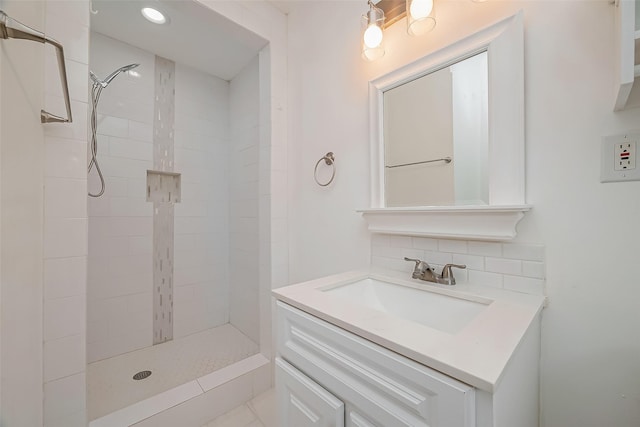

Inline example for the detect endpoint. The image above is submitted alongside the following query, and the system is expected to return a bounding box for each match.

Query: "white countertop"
[272,268,545,392]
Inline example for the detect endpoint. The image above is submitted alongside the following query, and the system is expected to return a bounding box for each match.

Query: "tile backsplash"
[371,234,546,296]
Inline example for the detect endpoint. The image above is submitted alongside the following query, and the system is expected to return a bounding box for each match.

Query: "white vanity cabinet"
[276,300,541,427]
[276,301,476,427]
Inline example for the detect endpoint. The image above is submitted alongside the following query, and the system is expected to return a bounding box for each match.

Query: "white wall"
[1,1,90,426]
[229,56,261,343]
[286,1,640,426]
[1,3,45,425]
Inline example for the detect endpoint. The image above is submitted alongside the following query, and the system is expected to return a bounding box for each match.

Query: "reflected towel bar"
[0,10,72,123]
[386,157,452,168]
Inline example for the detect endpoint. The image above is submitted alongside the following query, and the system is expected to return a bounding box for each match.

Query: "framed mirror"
[360,12,530,240]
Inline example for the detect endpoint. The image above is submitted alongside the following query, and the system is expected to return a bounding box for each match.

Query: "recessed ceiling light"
[141,7,167,24]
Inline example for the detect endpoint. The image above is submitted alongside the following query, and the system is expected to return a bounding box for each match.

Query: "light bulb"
[141,7,167,24]
[409,0,433,19]
[363,24,383,49]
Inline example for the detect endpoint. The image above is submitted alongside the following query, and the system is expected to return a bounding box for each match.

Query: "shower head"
[90,63,139,88]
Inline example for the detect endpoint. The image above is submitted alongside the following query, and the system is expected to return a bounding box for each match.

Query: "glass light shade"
[361,4,385,61]
[406,0,436,36]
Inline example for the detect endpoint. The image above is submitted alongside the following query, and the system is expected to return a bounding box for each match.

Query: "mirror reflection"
[383,51,488,207]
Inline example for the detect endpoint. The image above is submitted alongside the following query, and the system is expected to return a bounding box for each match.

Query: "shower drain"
[132,370,152,381]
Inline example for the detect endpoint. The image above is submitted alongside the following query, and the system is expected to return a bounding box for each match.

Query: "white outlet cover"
[601,132,640,183]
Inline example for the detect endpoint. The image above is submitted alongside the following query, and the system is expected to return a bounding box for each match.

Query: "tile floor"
[202,388,277,427]
[88,324,259,420]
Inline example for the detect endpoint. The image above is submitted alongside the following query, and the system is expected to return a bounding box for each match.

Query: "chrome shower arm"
[0,10,72,124]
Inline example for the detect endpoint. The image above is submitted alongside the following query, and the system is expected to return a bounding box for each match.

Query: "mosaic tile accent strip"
[152,56,177,345]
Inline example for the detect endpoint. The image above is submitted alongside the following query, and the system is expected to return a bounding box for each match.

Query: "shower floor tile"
[88,324,259,421]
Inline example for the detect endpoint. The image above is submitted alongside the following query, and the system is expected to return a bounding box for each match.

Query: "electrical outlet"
[614,141,636,171]
[601,132,640,183]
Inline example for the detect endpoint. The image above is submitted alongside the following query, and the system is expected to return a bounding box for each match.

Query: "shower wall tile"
[88,35,233,359]
[44,177,87,218]
[44,137,87,179]
[43,3,89,424]
[172,62,231,340]
[44,334,86,382]
[229,56,261,344]
[88,33,156,361]
[44,372,86,424]
[45,54,88,102]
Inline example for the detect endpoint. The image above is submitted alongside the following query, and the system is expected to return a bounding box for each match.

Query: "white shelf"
[614,0,639,110]
[358,205,531,241]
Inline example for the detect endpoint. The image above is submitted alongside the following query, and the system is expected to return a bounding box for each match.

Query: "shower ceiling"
[91,0,268,80]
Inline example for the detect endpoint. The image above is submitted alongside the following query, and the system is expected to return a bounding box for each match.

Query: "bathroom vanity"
[272,270,544,427]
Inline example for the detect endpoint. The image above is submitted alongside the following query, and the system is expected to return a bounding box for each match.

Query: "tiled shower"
[87,33,261,362]
[86,12,267,421]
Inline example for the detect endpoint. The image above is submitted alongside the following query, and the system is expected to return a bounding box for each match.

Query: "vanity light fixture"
[362,0,386,61]
[406,0,436,36]
[361,0,437,60]
[141,7,167,25]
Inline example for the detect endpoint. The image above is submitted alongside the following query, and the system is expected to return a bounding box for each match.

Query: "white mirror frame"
[360,11,531,241]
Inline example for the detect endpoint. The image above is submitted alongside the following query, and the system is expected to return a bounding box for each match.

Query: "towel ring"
[314,152,335,187]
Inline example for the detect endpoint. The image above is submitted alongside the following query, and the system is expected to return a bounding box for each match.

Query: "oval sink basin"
[324,278,489,334]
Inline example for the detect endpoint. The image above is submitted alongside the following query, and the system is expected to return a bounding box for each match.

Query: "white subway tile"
[371,234,390,246]
[110,137,152,161]
[522,261,546,279]
[129,120,153,142]
[44,295,86,340]
[44,334,86,382]
[450,267,468,284]
[45,12,89,64]
[45,54,88,103]
[44,98,88,141]
[401,248,425,262]
[44,409,87,427]
[44,257,86,300]
[44,373,86,423]
[44,137,87,179]
[129,235,153,255]
[45,177,87,218]
[502,243,545,261]
[452,253,484,270]
[44,218,88,258]
[485,257,522,275]
[468,270,504,288]
[412,237,438,250]
[503,275,545,296]
[110,197,151,217]
[467,241,502,257]
[387,235,412,248]
[46,0,90,29]
[438,239,468,253]
[97,115,128,138]
[424,250,453,265]
[87,319,109,344]
[88,195,110,217]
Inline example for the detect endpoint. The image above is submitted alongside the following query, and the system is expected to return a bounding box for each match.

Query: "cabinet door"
[276,357,345,427]
[277,301,475,427]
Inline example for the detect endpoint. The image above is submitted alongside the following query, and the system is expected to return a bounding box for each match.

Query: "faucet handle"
[404,257,432,279]
[441,264,466,285]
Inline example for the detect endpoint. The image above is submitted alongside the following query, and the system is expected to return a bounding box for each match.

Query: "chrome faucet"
[404,257,466,285]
